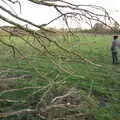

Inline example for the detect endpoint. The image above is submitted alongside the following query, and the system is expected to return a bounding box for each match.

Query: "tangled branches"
[0,87,96,120]
[0,0,113,66]
[0,0,120,120]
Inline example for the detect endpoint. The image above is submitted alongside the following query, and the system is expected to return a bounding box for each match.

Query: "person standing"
[111,35,119,64]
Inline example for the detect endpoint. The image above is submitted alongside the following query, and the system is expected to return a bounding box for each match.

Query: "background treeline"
[0,22,119,36]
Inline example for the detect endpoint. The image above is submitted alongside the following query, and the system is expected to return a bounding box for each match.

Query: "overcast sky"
[0,0,120,28]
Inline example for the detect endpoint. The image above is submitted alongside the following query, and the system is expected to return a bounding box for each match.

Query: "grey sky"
[0,0,120,28]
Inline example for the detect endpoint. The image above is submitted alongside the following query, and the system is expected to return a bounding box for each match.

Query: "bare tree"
[0,0,120,120]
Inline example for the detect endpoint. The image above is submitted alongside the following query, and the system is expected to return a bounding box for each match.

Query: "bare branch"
[1,0,17,14]
[0,86,42,96]
[0,37,25,57]
[0,13,102,67]
[0,109,37,118]
[7,0,22,13]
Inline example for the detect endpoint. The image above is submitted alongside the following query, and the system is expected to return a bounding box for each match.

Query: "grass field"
[0,34,120,120]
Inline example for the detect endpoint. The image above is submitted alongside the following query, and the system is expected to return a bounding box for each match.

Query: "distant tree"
[93,22,104,30]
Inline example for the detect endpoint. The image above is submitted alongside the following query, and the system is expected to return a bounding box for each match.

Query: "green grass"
[0,34,120,120]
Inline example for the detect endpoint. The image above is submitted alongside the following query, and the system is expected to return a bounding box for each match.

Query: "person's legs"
[114,52,118,63]
[112,52,118,64]
[112,53,115,64]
